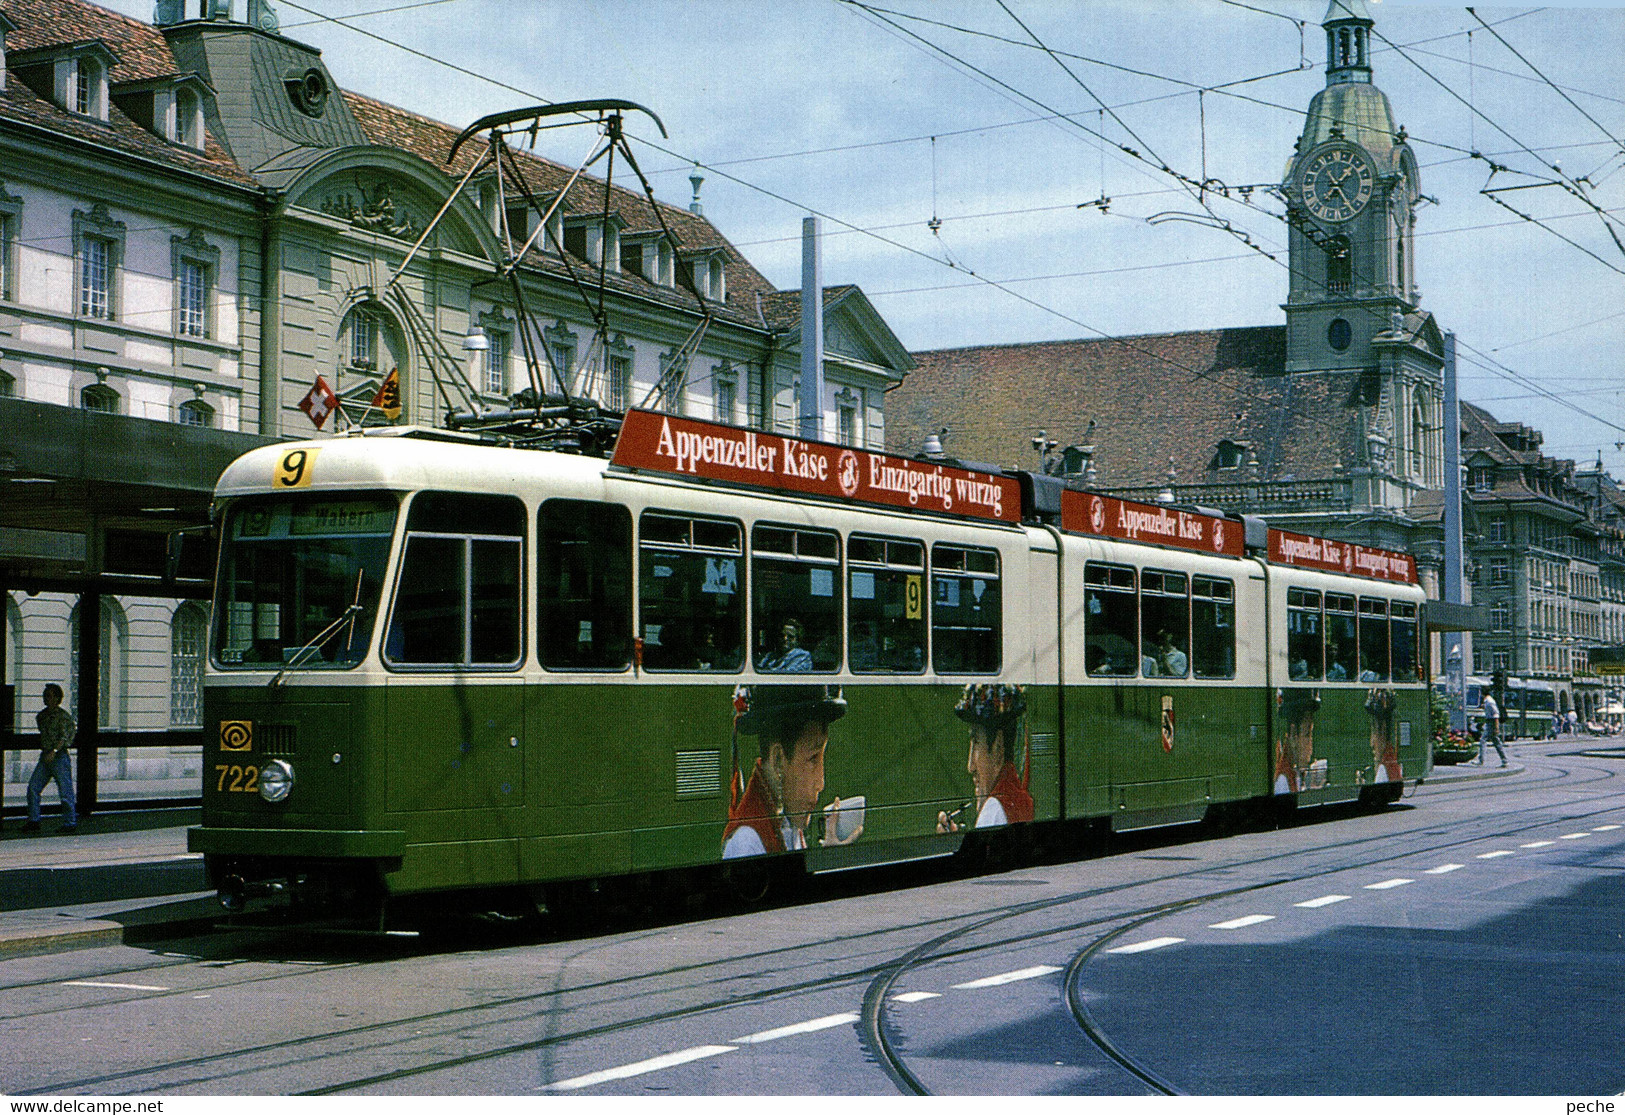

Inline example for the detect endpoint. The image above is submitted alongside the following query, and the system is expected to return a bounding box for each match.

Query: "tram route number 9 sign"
[1268,527,1417,584]
[611,409,1022,523]
[1060,489,1244,557]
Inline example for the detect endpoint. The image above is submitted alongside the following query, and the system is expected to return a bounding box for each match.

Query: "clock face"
[1301,146,1375,223]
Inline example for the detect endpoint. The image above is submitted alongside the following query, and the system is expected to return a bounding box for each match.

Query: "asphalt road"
[2,741,1620,1097]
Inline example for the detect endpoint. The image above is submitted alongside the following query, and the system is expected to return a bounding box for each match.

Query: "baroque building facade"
[1,0,911,800]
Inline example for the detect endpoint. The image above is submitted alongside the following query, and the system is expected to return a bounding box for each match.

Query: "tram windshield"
[212,495,397,669]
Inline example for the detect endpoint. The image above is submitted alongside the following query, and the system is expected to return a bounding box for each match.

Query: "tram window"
[1192,576,1235,679]
[1390,600,1419,682]
[387,492,524,668]
[1140,569,1189,678]
[1324,593,1358,681]
[539,500,632,671]
[754,525,841,672]
[1358,596,1390,682]
[1085,562,1137,677]
[848,534,926,674]
[639,511,744,673]
[932,543,1001,674]
[1287,587,1323,681]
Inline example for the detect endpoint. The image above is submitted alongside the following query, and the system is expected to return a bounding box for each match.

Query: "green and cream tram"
[189,411,1430,918]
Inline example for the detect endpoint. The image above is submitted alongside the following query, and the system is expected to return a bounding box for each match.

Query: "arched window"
[1411,401,1427,478]
[0,367,14,397]
[177,399,213,427]
[1326,236,1352,294]
[338,302,406,417]
[69,597,128,729]
[170,602,207,727]
[81,383,120,413]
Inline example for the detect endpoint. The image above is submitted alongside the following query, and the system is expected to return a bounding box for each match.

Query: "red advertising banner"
[1060,490,1244,557]
[1268,528,1418,584]
[610,409,1022,523]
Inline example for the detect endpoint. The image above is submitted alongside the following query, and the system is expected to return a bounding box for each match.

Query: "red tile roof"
[888,327,1372,487]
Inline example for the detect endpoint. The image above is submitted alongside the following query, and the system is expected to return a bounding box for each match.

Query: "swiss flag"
[298,375,338,429]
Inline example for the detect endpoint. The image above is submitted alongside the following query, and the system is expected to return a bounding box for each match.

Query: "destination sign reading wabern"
[610,409,1022,523]
[1059,490,1244,557]
[1268,528,1417,584]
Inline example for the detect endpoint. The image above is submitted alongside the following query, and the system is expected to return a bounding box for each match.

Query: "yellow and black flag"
[371,367,401,421]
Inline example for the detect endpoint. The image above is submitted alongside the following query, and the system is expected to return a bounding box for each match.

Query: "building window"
[1491,602,1511,632]
[620,240,644,279]
[716,374,737,425]
[170,602,207,727]
[1491,649,1510,672]
[1489,558,1510,587]
[81,383,120,414]
[347,306,378,369]
[837,400,858,445]
[1471,466,1494,492]
[544,321,577,385]
[608,353,632,412]
[80,236,112,318]
[0,208,12,302]
[484,329,509,397]
[177,399,213,427]
[1489,517,1507,544]
[1326,236,1352,294]
[178,259,207,337]
[75,61,94,115]
[0,368,13,397]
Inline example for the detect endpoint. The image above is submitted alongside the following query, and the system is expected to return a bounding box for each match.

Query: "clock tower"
[1283,0,1423,375]
[1282,0,1444,511]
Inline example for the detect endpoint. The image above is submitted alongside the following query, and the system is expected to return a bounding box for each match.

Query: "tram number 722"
[214,764,260,794]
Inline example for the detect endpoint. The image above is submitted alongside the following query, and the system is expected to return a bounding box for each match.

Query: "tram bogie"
[190,413,1431,923]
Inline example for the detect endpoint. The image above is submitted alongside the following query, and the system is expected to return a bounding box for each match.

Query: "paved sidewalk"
[0,758,1546,959]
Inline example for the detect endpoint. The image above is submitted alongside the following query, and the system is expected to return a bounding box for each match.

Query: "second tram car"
[189,411,1430,918]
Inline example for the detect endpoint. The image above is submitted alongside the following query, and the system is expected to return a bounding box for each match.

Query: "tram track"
[860,755,1625,1095]
[16,753,1623,1095]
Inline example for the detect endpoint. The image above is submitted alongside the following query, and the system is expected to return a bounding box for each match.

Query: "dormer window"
[562,214,626,269]
[11,42,118,122]
[679,247,731,301]
[111,75,213,150]
[176,87,203,149]
[0,12,15,93]
[1214,440,1247,470]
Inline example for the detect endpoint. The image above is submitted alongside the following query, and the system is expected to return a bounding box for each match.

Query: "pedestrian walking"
[24,683,77,833]
[1479,691,1507,768]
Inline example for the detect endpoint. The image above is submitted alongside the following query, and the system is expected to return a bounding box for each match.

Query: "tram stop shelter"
[1,396,275,815]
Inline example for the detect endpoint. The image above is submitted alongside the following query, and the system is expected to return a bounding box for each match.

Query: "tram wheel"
[722,860,771,904]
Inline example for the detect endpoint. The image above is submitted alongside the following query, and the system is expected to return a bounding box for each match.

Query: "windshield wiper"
[269,571,367,688]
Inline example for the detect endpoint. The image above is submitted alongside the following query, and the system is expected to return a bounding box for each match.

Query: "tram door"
[380,491,528,818]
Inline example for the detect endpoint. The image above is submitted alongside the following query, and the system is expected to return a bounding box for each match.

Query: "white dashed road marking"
[1521,841,1555,848]
[891,991,941,1003]
[1560,833,1591,840]
[1425,864,1465,874]
[1595,825,1620,832]
[545,1045,737,1091]
[1106,937,1185,955]
[1476,850,1515,859]
[1295,894,1352,908]
[730,1013,859,1044]
[1209,914,1275,930]
[953,965,1061,989]
[1365,878,1413,890]
[62,981,170,992]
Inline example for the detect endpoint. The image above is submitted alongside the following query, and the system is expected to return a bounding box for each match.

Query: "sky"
[101,0,1625,475]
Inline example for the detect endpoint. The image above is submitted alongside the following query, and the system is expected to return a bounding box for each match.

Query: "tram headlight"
[259,759,295,803]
